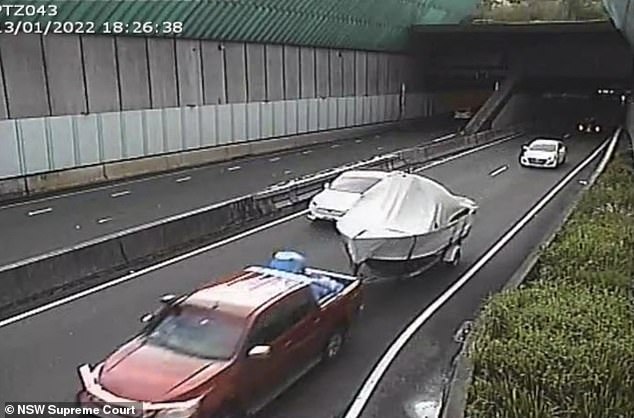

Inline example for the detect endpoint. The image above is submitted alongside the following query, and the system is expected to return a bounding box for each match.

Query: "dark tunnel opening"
[409,21,633,137]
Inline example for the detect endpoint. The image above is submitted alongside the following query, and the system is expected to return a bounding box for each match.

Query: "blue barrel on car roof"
[267,251,344,300]
[268,251,307,274]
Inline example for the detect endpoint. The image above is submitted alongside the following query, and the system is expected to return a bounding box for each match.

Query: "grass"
[465,156,634,418]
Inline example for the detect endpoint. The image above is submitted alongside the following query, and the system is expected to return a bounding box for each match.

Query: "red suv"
[77,253,363,418]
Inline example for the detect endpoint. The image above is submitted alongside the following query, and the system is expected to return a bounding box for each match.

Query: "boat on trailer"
[335,171,478,279]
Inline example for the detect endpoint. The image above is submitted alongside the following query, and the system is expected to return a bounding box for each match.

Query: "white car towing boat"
[308,170,388,221]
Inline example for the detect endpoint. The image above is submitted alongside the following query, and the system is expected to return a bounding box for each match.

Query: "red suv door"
[280,288,328,371]
[239,300,298,414]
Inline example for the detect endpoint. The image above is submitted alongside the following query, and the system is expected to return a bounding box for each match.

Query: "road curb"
[439,127,624,418]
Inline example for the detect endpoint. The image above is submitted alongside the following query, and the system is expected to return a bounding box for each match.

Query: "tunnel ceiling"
[411,21,632,81]
[410,21,624,49]
[1,0,478,51]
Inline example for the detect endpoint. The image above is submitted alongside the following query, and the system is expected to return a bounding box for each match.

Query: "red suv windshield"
[144,306,246,360]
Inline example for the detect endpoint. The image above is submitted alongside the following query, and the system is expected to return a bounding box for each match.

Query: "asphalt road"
[0,131,607,418]
[355,139,607,418]
[0,121,457,266]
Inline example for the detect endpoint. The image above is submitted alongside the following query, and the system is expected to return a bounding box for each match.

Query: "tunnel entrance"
[409,21,632,134]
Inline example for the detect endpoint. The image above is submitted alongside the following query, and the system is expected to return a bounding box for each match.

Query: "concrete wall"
[492,94,538,129]
[0,33,442,184]
[518,41,632,79]
[627,97,634,158]
[626,57,634,141]
[0,92,440,181]
[0,33,414,120]
[0,93,442,197]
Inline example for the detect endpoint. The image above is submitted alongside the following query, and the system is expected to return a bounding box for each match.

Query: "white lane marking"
[227,166,241,172]
[432,133,456,143]
[343,136,614,418]
[0,130,517,327]
[27,207,53,216]
[414,134,519,173]
[97,217,113,224]
[175,176,191,183]
[301,150,313,155]
[110,190,131,198]
[0,210,309,329]
[331,144,341,149]
[269,157,281,162]
[0,168,196,210]
[489,165,508,177]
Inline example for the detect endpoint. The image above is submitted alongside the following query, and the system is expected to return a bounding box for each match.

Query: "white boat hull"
[343,213,474,277]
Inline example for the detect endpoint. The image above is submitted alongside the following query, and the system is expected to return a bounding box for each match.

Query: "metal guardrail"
[255,127,523,211]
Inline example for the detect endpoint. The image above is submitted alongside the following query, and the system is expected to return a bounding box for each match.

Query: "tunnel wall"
[492,94,537,130]
[0,33,445,183]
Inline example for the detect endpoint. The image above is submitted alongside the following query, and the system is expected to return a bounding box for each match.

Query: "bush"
[476,0,608,22]
[465,157,634,418]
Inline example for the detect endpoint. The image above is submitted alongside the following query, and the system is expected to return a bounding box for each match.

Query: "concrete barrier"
[0,125,522,316]
[103,155,170,181]
[0,238,127,308]
[0,195,273,310]
[0,177,27,200]
[25,165,107,195]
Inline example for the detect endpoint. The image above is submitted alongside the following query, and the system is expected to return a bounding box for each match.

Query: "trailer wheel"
[444,246,461,267]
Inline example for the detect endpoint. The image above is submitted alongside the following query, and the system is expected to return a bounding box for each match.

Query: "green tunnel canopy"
[2,0,479,51]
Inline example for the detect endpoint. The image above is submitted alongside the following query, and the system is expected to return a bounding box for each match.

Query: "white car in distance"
[519,138,567,169]
[308,170,388,221]
[454,108,473,120]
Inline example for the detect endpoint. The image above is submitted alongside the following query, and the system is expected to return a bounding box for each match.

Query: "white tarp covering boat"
[336,171,477,276]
